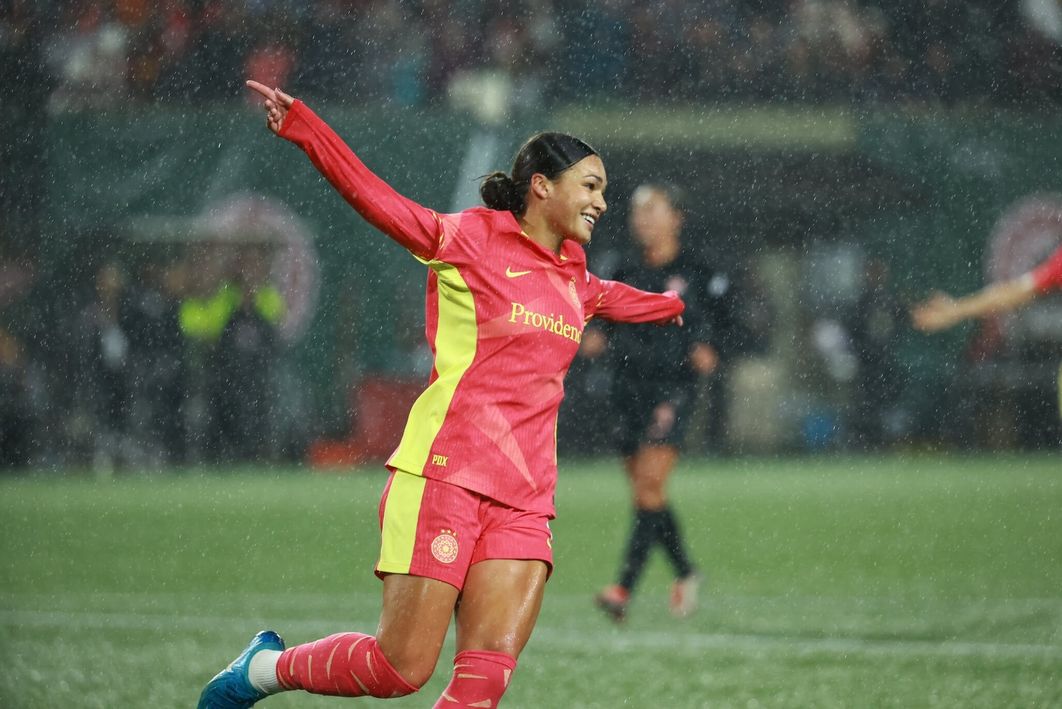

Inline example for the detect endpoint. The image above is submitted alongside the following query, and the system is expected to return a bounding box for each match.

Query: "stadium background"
[2,2,1062,708]
[4,1,1062,468]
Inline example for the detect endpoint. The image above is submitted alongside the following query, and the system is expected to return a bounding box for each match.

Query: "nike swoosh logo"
[506,267,532,278]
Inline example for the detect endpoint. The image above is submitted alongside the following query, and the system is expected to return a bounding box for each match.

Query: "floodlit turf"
[1,455,1061,708]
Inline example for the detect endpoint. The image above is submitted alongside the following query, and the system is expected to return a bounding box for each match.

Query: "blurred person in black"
[848,257,907,449]
[178,243,284,464]
[0,241,52,468]
[0,327,32,468]
[212,244,284,463]
[75,261,132,471]
[0,246,33,468]
[593,182,744,622]
[123,257,188,464]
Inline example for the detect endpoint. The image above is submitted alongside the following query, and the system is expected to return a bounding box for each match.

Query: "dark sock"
[657,506,695,579]
[618,508,661,591]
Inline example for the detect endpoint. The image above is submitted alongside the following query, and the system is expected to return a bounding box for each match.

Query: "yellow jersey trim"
[378,471,427,575]
[389,258,478,474]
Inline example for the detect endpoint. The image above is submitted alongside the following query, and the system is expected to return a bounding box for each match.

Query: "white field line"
[1,608,1060,662]
[5,590,1062,611]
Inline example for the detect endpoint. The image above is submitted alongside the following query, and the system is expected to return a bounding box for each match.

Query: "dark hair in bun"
[480,172,522,213]
[480,132,598,216]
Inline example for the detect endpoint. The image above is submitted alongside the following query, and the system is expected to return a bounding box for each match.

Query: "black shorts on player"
[612,379,694,457]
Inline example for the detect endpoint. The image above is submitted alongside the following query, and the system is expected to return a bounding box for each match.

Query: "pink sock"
[276,632,419,698]
[433,650,517,708]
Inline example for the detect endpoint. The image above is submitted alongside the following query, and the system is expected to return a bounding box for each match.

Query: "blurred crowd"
[0,240,913,471]
[0,237,302,472]
[2,0,1060,112]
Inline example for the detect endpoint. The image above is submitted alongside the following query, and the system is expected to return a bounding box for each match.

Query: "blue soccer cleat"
[197,630,286,709]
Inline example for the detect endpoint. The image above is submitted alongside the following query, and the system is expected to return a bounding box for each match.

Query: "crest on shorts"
[431,529,459,564]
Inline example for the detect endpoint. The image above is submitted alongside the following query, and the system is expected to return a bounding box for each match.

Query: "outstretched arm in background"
[910,276,1038,333]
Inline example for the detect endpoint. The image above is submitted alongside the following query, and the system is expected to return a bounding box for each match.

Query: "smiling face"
[541,155,608,246]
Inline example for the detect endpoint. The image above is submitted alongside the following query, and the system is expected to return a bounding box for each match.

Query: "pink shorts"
[375,470,554,590]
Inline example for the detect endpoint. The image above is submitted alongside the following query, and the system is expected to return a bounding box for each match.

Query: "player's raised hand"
[911,292,960,332]
[245,80,295,135]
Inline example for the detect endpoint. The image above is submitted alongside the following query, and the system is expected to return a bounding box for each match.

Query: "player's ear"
[529,173,551,201]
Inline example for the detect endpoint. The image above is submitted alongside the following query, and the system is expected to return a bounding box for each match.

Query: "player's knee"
[376,680,420,698]
[394,666,432,693]
[634,488,666,509]
[382,649,437,691]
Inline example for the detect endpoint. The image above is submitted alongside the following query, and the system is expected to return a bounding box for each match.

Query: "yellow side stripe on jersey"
[388,259,478,474]
[378,471,428,575]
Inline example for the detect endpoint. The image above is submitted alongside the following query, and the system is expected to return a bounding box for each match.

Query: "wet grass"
[1,454,1060,707]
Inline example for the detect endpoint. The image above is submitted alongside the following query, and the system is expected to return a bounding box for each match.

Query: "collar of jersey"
[500,212,581,267]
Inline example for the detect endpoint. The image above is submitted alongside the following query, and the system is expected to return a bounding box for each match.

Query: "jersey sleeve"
[278,100,443,261]
[584,272,686,324]
[1029,244,1062,293]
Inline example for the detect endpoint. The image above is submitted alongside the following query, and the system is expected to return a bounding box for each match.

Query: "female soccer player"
[593,183,736,622]
[196,82,686,709]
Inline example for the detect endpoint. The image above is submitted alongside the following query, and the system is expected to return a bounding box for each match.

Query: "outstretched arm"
[910,276,1038,333]
[245,80,442,261]
[586,276,685,326]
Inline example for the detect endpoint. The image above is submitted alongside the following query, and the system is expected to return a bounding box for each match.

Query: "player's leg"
[645,389,702,617]
[434,503,552,707]
[605,451,667,600]
[629,442,676,510]
[617,444,683,598]
[596,389,655,621]
[197,471,474,707]
[633,443,700,617]
[598,433,679,620]
[196,580,450,708]
[198,574,456,708]
[435,559,549,708]
[271,574,458,696]
[277,470,475,696]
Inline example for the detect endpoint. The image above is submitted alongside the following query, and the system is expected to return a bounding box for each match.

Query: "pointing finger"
[245,80,275,102]
[274,87,295,107]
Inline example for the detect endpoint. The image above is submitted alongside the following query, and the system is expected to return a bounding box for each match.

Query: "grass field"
[2,455,1061,708]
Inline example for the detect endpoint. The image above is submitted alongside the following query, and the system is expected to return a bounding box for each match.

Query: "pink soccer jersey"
[280,101,684,516]
[1030,244,1062,293]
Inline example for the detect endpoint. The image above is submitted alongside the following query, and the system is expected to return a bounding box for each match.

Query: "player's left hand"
[658,290,684,327]
[245,80,295,135]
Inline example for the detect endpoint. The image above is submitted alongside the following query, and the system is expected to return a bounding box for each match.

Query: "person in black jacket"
[592,182,743,622]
